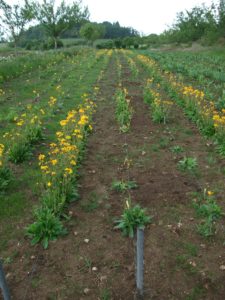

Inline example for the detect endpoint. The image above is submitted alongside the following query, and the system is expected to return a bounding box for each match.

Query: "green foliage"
[215,90,225,110]
[143,88,154,105]
[197,218,216,237]
[102,21,139,39]
[0,51,69,83]
[31,0,89,48]
[178,157,198,172]
[0,166,12,191]
[80,22,105,43]
[115,200,151,238]
[100,289,111,300]
[8,140,31,164]
[0,0,34,47]
[25,124,42,144]
[111,180,138,192]
[26,208,67,249]
[216,142,225,156]
[115,88,133,132]
[41,190,67,216]
[171,145,184,154]
[95,40,114,49]
[192,190,222,238]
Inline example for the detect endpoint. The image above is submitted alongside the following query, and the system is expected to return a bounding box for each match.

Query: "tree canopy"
[79,22,105,43]
[30,0,89,48]
[0,0,33,46]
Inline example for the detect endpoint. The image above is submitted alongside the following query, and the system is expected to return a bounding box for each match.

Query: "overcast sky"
[82,0,215,34]
[7,0,216,35]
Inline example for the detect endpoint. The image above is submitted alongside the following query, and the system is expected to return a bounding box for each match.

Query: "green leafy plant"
[8,140,31,163]
[115,199,151,238]
[115,88,133,133]
[0,166,12,191]
[193,190,222,238]
[25,124,43,144]
[26,208,67,249]
[111,180,138,192]
[171,145,184,154]
[197,219,215,237]
[178,156,198,172]
[151,99,173,124]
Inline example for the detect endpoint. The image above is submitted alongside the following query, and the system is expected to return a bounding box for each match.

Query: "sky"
[6,0,215,35]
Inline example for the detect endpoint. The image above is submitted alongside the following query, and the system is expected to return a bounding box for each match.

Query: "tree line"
[0,0,138,49]
[144,0,225,46]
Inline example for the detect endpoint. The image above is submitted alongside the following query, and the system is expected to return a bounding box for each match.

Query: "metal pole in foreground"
[136,228,144,299]
[0,261,11,300]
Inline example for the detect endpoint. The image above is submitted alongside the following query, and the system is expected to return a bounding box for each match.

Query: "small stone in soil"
[83,288,90,295]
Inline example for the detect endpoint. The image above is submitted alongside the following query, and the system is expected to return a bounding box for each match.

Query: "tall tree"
[218,0,225,37]
[0,0,33,47]
[80,22,105,44]
[31,0,89,49]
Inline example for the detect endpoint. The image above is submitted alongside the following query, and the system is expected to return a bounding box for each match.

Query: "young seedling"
[114,198,152,238]
[171,145,184,154]
[192,189,222,238]
[111,180,138,192]
[178,156,198,172]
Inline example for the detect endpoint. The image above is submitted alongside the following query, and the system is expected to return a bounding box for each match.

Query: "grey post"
[0,260,11,300]
[136,228,144,299]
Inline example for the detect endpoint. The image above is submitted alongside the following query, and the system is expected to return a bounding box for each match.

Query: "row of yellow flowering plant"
[27,95,96,249]
[115,87,133,133]
[3,89,61,164]
[25,50,109,248]
[137,54,225,156]
[143,78,173,124]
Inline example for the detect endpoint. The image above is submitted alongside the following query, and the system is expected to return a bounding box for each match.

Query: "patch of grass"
[0,192,28,218]
[171,145,184,154]
[206,154,216,165]
[151,143,160,152]
[100,288,111,300]
[111,180,138,192]
[184,128,194,136]
[183,243,199,257]
[192,190,222,237]
[176,254,197,275]
[79,257,92,272]
[31,276,41,289]
[159,137,170,149]
[178,157,198,172]
[185,286,205,300]
[81,192,100,212]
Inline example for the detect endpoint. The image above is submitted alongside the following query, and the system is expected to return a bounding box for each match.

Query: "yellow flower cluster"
[0,88,5,97]
[137,54,158,70]
[138,54,225,139]
[48,96,57,107]
[38,98,95,192]
[0,143,5,167]
[170,78,225,136]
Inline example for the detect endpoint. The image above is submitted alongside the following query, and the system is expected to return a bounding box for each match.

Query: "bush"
[0,166,12,192]
[26,208,67,249]
[95,40,114,49]
[114,39,122,49]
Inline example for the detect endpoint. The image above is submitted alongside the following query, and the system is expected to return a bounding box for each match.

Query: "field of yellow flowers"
[0,48,225,300]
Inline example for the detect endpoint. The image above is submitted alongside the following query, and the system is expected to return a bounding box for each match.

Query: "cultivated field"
[0,48,225,299]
